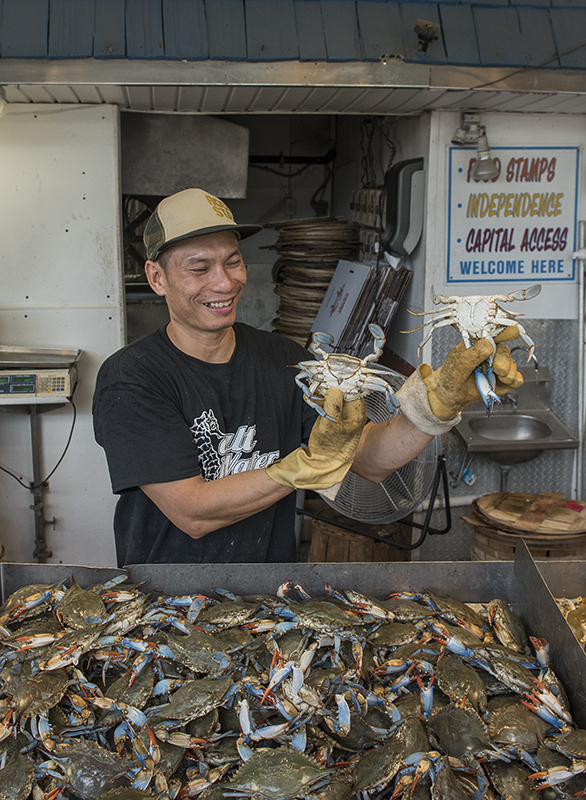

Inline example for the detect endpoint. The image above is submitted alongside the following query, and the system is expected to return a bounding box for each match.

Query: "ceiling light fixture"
[452,112,498,182]
[472,126,499,182]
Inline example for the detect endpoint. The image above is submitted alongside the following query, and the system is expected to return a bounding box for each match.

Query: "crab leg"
[529,761,586,789]
[294,375,338,422]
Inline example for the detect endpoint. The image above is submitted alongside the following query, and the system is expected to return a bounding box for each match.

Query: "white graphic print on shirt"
[190,410,280,480]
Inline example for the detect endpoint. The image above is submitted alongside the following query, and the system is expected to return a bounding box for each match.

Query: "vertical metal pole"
[575,221,586,501]
[29,405,51,563]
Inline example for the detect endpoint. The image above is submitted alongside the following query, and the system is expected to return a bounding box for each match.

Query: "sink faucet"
[510,345,539,372]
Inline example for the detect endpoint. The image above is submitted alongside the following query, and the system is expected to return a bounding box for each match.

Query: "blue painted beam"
[473,6,527,66]
[294,0,328,61]
[207,0,247,59]
[357,2,404,62]
[126,0,164,58]
[518,7,558,68]
[163,0,207,59]
[2,0,48,57]
[49,0,94,58]
[245,0,299,60]
[321,0,362,60]
[439,4,480,66]
[94,0,126,58]
[550,7,586,68]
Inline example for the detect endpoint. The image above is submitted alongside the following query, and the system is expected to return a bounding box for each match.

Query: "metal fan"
[323,367,440,524]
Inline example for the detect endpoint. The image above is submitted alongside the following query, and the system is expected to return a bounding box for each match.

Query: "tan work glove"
[421,327,523,421]
[266,388,367,491]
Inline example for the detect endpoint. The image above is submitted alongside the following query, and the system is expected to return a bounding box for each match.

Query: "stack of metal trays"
[265,217,359,346]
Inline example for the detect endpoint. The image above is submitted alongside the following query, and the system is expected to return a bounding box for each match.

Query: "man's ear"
[144,260,167,297]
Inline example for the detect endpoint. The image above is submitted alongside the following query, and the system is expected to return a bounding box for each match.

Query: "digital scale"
[0,367,77,398]
[0,346,80,403]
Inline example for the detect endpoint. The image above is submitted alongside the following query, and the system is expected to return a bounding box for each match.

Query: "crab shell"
[487,599,530,655]
[488,761,538,800]
[165,630,232,675]
[426,705,492,761]
[297,355,391,406]
[488,697,551,750]
[55,579,107,630]
[149,674,237,725]
[352,737,405,793]
[99,665,154,727]
[435,652,487,714]
[0,753,34,800]
[547,728,586,760]
[431,756,470,800]
[13,668,69,719]
[52,739,128,800]
[227,746,329,800]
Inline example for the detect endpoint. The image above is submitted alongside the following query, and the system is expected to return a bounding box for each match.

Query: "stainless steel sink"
[455,366,579,465]
[468,414,552,442]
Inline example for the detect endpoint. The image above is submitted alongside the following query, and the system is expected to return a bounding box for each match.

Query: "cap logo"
[205,194,234,221]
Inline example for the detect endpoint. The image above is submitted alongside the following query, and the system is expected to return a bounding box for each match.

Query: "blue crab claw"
[290,725,307,752]
[474,363,502,417]
[521,696,572,731]
[416,673,435,718]
[368,323,386,354]
[506,284,541,302]
[529,762,586,789]
[530,636,550,669]
[312,331,335,346]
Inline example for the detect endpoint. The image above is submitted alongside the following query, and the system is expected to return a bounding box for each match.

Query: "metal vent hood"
[121,113,250,197]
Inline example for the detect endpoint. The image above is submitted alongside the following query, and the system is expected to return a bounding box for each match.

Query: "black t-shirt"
[92,323,317,566]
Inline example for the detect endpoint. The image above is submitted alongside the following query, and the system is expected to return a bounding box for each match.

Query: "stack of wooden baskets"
[465,491,586,561]
[266,217,359,346]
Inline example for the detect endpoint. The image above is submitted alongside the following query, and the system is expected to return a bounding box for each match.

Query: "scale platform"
[0,346,80,404]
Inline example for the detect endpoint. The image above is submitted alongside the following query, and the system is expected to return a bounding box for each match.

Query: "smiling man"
[93,188,523,566]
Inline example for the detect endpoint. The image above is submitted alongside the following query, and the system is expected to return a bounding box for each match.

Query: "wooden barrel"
[308,507,410,562]
[467,491,586,561]
[471,526,586,562]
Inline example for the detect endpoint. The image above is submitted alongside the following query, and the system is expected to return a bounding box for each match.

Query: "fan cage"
[323,367,439,524]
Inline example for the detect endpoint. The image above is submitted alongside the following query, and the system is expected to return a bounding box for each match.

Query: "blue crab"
[529,729,586,789]
[295,323,400,421]
[225,746,331,800]
[403,284,541,414]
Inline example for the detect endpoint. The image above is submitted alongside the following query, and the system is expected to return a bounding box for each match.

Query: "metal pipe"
[415,493,478,511]
[575,220,586,500]
[29,405,51,564]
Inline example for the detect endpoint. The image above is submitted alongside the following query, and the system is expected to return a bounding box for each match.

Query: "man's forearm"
[141,469,294,539]
[350,417,434,484]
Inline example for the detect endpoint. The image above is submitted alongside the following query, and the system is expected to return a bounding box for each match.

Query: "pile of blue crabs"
[0,577,584,800]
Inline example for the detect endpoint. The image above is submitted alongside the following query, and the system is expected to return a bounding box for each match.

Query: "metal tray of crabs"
[0,544,583,800]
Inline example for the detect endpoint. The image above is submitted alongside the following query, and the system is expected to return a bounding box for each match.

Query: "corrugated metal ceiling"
[7,82,586,115]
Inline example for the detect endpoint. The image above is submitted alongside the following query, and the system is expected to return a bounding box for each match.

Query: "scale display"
[0,367,76,398]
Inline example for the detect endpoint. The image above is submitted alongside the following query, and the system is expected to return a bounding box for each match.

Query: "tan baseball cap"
[143,188,263,261]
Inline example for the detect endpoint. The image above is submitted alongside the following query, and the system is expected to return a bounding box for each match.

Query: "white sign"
[447,146,579,284]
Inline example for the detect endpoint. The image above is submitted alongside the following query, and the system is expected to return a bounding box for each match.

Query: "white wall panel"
[0,105,123,566]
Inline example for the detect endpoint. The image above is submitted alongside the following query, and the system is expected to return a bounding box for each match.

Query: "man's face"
[145,230,247,336]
